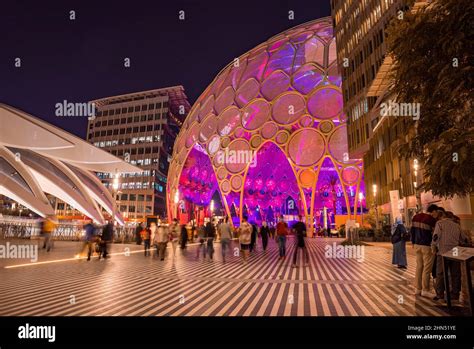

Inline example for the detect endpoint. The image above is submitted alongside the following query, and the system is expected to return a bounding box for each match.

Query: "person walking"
[149,222,158,258]
[250,223,257,252]
[42,215,56,252]
[238,216,252,264]
[432,210,465,302]
[276,216,289,260]
[156,222,169,261]
[219,217,233,262]
[99,220,114,260]
[135,223,143,245]
[205,220,216,260]
[196,224,207,259]
[391,216,408,269]
[260,221,270,252]
[83,219,96,261]
[292,215,309,268]
[141,225,151,257]
[410,204,439,297]
[180,224,188,250]
[169,219,180,258]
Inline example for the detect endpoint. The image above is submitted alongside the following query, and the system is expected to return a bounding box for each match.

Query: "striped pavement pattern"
[0,238,450,316]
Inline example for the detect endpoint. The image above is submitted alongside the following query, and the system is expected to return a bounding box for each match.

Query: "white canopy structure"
[0,104,142,225]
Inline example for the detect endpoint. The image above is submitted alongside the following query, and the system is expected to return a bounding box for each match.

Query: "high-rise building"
[331,0,473,229]
[87,87,190,223]
[331,0,410,159]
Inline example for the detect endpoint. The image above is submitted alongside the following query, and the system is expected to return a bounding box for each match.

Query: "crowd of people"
[390,204,471,304]
[39,206,471,307]
[132,215,309,267]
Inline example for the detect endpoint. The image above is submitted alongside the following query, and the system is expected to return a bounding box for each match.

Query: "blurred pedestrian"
[219,217,232,262]
[250,223,257,252]
[205,220,216,260]
[150,222,158,258]
[140,225,151,257]
[135,223,143,245]
[292,215,309,268]
[157,222,169,261]
[83,219,96,261]
[391,216,408,269]
[260,221,270,252]
[42,215,56,252]
[180,224,188,250]
[196,224,206,259]
[238,216,252,264]
[169,218,180,258]
[99,220,114,260]
[276,216,289,260]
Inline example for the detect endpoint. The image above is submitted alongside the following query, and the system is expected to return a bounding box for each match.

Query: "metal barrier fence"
[0,219,137,243]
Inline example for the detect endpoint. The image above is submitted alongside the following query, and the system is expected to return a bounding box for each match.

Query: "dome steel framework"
[167,17,365,229]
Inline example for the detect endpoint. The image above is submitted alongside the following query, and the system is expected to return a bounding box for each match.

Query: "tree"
[386,0,474,198]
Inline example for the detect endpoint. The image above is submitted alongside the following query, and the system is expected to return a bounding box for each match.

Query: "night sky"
[0,0,331,138]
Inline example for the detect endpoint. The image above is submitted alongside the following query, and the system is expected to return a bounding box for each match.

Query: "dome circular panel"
[185,123,200,148]
[236,78,260,108]
[264,42,295,78]
[213,150,225,167]
[220,136,230,148]
[261,122,278,139]
[207,135,220,155]
[268,37,288,52]
[199,113,217,142]
[250,135,262,149]
[295,37,325,69]
[240,50,268,83]
[225,139,250,174]
[198,95,215,121]
[242,99,271,131]
[217,106,241,136]
[307,88,343,119]
[299,169,316,188]
[292,64,324,94]
[319,120,334,134]
[217,166,227,180]
[275,130,289,144]
[272,92,306,125]
[186,104,200,128]
[230,175,243,191]
[287,129,325,166]
[328,125,349,162]
[221,179,231,194]
[261,70,291,101]
[342,166,360,185]
[299,115,313,128]
[214,86,235,115]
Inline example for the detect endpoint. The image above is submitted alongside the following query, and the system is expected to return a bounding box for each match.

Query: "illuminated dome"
[168,17,365,229]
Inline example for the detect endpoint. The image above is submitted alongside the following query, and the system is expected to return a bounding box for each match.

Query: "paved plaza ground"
[0,237,467,316]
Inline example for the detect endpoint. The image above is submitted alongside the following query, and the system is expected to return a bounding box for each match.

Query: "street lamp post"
[372,184,379,230]
[413,159,422,212]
